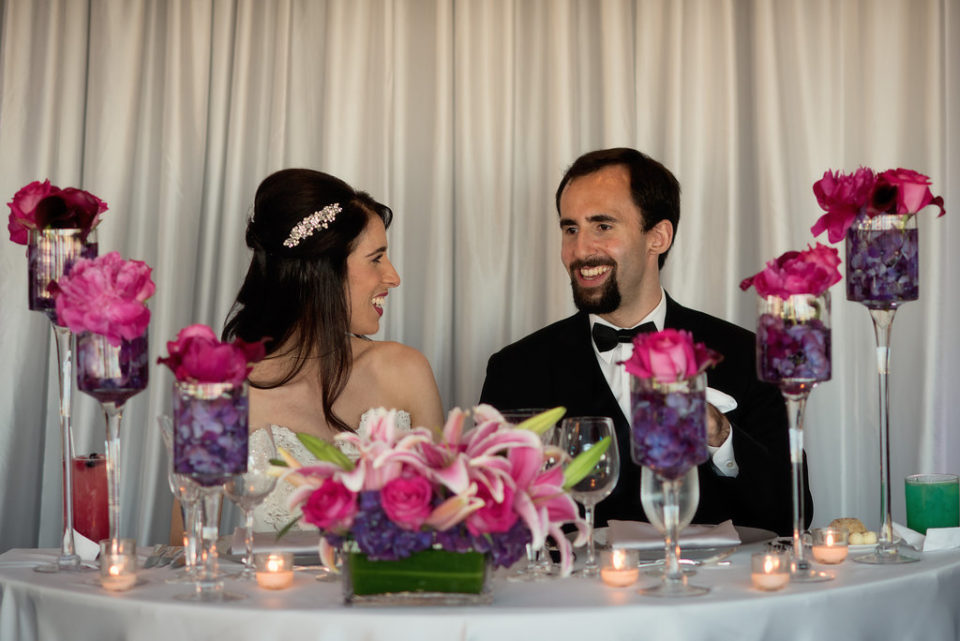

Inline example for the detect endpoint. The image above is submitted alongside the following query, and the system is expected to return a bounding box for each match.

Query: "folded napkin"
[230,527,320,555]
[70,529,100,562]
[892,522,960,552]
[706,387,737,414]
[607,519,741,550]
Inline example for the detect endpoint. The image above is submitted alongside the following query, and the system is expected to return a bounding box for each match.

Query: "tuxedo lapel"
[555,313,627,426]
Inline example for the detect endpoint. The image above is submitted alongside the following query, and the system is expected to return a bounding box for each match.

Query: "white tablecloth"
[2,545,959,641]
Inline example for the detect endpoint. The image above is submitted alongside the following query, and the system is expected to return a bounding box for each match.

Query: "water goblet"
[639,466,699,580]
[158,415,201,583]
[224,428,278,580]
[559,417,619,578]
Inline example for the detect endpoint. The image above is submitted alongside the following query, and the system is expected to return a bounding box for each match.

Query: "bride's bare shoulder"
[352,339,432,377]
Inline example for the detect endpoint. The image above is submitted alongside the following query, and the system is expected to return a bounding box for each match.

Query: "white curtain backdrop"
[0,0,957,551]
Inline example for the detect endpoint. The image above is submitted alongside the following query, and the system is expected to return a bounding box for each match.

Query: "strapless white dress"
[251,409,411,533]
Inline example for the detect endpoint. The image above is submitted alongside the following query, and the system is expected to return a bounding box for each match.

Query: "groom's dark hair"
[555,147,680,269]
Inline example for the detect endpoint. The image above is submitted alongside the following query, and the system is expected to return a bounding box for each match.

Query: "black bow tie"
[591,321,657,352]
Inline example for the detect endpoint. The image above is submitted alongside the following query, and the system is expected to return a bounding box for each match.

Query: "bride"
[221,168,444,532]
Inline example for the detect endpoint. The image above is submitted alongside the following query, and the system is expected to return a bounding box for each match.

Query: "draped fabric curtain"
[0,0,956,550]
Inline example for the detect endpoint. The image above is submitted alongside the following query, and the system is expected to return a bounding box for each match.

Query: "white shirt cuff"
[708,425,739,477]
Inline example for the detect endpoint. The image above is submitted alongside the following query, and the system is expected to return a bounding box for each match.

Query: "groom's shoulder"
[667,296,755,352]
[489,313,583,361]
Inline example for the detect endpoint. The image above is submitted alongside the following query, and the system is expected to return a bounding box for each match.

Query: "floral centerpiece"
[274,405,600,599]
[7,179,107,244]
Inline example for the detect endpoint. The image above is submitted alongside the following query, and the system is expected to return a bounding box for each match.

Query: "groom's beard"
[569,260,621,314]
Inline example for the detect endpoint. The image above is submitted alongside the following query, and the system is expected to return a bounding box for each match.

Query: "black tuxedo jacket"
[479,293,812,536]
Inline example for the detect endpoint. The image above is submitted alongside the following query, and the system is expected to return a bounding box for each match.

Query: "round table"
[1,545,958,640]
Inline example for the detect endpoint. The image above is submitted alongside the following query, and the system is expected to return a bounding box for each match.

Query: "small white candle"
[600,548,639,588]
[811,527,848,564]
[751,552,789,591]
[100,559,137,591]
[255,552,294,590]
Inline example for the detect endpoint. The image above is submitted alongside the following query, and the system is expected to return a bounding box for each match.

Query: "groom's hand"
[706,403,731,447]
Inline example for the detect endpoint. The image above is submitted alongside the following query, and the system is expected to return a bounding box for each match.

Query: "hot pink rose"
[810,168,876,242]
[466,483,518,536]
[876,168,946,217]
[620,329,722,384]
[300,478,358,531]
[6,180,107,245]
[740,243,841,298]
[380,474,434,530]
[158,323,266,384]
[54,251,154,346]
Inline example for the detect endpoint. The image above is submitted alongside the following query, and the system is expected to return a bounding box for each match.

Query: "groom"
[480,148,811,536]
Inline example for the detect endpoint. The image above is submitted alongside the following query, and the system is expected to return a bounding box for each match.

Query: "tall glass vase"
[756,292,832,581]
[847,212,920,565]
[171,380,249,601]
[27,228,97,573]
[629,373,709,597]
[76,331,149,542]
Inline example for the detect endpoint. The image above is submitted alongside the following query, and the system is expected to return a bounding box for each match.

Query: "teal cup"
[905,473,960,535]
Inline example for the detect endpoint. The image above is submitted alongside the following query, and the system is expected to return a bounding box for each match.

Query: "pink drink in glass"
[72,454,109,543]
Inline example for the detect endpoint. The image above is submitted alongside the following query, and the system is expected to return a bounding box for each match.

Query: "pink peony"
[740,242,841,298]
[620,328,722,384]
[54,251,154,346]
[6,180,107,245]
[876,168,945,217]
[466,483,518,536]
[158,323,266,384]
[810,168,876,243]
[380,474,434,530]
[300,478,358,531]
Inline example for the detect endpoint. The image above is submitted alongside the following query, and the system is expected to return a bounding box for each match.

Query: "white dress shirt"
[588,288,740,477]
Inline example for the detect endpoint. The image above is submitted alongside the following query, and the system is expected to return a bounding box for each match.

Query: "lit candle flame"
[612,549,627,570]
[267,555,283,572]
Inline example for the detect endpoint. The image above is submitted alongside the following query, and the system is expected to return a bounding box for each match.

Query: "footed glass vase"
[76,331,149,542]
[629,373,709,597]
[27,228,97,573]
[171,381,249,601]
[847,212,920,565]
[756,292,832,581]
[343,548,491,605]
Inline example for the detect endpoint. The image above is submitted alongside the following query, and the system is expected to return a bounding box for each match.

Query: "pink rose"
[380,474,434,530]
[300,478,358,531]
[158,323,266,384]
[810,168,876,242]
[876,168,946,217]
[466,483,518,536]
[54,252,154,346]
[740,243,841,298]
[620,329,722,384]
[7,180,57,244]
[6,180,107,245]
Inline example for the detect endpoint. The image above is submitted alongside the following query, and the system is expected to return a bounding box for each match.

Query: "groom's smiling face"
[559,164,651,317]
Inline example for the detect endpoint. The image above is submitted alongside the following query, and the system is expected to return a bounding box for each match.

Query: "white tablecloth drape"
[1,546,959,641]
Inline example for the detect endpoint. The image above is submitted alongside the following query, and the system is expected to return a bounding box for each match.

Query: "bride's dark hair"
[222,168,393,432]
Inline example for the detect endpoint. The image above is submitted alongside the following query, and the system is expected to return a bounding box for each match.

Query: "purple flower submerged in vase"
[629,387,709,481]
[172,382,249,486]
[757,313,831,385]
[76,332,149,405]
[27,230,98,321]
[846,215,919,307]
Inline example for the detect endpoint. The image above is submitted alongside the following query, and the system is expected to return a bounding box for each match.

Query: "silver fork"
[156,547,183,568]
[143,544,167,569]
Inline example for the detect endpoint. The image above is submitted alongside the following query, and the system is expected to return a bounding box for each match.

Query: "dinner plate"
[581,524,777,562]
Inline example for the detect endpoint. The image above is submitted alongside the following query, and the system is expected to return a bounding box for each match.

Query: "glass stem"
[870,308,897,550]
[243,509,256,572]
[53,324,80,568]
[103,401,124,541]
[784,391,810,568]
[583,502,597,571]
[195,487,224,599]
[662,477,683,582]
[183,499,200,575]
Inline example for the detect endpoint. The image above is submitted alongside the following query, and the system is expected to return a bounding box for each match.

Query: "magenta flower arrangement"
[739,243,841,298]
[621,329,721,385]
[277,406,591,576]
[158,324,266,386]
[7,179,107,244]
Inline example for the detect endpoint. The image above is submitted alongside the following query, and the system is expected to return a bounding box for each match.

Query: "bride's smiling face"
[345,214,400,336]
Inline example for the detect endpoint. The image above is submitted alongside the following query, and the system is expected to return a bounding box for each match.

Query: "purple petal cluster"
[630,390,709,480]
[27,234,98,320]
[435,520,530,569]
[845,223,919,307]
[757,314,831,386]
[172,385,248,486]
[77,332,149,405]
[352,491,433,561]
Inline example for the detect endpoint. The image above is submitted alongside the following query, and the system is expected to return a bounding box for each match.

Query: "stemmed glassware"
[224,428,278,581]
[629,373,710,597]
[27,228,97,573]
[76,331,149,542]
[847,212,920,565]
[756,292,833,581]
[559,417,619,578]
[158,416,201,583]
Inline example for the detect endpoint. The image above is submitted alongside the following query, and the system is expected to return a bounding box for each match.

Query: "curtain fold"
[0,0,956,549]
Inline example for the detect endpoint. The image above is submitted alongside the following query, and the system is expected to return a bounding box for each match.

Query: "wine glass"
[502,408,559,582]
[559,417,619,578]
[224,428,278,581]
[158,415,201,583]
[76,330,149,542]
[846,212,921,565]
[27,228,97,573]
[639,466,699,578]
[756,292,834,581]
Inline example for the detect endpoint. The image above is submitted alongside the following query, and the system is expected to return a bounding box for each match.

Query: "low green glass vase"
[343,548,492,605]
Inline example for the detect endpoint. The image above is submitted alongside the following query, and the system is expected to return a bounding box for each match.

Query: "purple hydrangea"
[352,490,433,561]
[845,223,919,307]
[436,520,530,569]
[76,332,149,405]
[757,313,831,388]
[172,384,248,486]
[630,389,709,480]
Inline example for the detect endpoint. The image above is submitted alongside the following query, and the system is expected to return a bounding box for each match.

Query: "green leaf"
[296,432,355,471]
[515,406,566,436]
[563,436,612,490]
[275,515,302,540]
[269,458,288,467]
